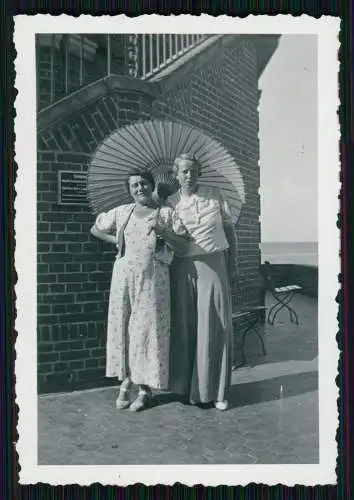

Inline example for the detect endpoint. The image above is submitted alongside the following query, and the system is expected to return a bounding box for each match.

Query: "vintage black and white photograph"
[15,15,339,486]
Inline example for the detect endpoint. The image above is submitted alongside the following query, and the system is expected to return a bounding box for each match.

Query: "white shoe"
[129,389,152,412]
[115,387,131,410]
[214,400,228,411]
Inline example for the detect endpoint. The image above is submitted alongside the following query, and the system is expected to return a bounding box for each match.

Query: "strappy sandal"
[115,387,131,410]
[129,388,152,412]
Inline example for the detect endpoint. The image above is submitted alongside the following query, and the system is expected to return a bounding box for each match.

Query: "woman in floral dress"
[90,171,187,412]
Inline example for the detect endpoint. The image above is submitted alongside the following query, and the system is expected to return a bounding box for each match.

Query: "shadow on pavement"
[147,370,318,411]
[232,293,318,369]
[228,370,318,409]
[149,392,185,408]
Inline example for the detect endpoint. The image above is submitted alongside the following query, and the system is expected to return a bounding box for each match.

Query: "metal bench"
[260,261,302,326]
[231,291,267,369]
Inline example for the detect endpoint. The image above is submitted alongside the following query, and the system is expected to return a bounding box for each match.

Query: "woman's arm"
[156,228,190,256]
[217,189,238,279]
[90,207,119,246]
[150,207,190,256]
[90,225,117,246]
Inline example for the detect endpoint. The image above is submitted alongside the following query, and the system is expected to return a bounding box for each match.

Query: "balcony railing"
[136,34,207,79]
[36,33,210,110]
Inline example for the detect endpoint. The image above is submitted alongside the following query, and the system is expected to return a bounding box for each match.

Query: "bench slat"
[275,285,302,293]
[232,312,251,320]
[232,306,266,321]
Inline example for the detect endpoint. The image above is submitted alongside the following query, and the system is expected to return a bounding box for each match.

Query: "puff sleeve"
[94,207,118,234]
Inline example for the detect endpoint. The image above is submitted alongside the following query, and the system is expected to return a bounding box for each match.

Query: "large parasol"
[88,120,246,224]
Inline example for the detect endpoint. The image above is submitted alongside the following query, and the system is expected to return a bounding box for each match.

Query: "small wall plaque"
[57,170,88,206]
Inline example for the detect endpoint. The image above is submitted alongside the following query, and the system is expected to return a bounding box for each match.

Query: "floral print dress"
[95,204,186,390]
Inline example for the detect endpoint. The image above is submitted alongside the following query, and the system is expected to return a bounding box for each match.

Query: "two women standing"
[91,154,237,412]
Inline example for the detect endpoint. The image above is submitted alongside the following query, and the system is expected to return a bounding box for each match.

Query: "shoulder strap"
[117,204,135,257]
[121,204,135,230]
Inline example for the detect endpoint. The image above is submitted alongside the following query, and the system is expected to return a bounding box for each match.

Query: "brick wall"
[37,150,110,390]
[37,37,263,393]
[37,91,154,393]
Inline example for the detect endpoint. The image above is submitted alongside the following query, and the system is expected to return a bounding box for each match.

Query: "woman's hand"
[90,225,118,246]
[153,223,167,236]
[147,217,168,236]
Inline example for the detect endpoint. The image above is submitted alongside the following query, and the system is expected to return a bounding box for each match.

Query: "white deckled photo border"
[14,14,340,486]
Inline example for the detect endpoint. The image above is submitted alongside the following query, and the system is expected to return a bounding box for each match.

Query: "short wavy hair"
[125,170,156,195]
[172,153,202,177]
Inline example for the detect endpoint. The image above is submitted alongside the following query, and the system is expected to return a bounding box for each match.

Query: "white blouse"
[168,185,233,257]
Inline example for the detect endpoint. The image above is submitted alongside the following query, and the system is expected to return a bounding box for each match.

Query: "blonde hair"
[172,153,202,177]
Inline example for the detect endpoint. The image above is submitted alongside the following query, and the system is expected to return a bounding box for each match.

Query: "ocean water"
[260,241,318,267]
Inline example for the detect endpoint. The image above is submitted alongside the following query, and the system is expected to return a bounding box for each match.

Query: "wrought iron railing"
[36,33,210,110]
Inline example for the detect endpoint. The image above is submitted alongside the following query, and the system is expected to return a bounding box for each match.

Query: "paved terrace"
[38,293,318,464]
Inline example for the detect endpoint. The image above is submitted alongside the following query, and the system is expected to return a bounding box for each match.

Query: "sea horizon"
[260,241,318,267]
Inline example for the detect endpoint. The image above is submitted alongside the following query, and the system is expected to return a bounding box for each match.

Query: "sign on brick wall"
[57,170,88,205]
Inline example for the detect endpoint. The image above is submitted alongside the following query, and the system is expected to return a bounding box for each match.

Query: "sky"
[258,35,317,243]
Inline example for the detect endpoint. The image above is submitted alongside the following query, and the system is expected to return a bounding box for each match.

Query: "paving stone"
[38,294,319,465]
